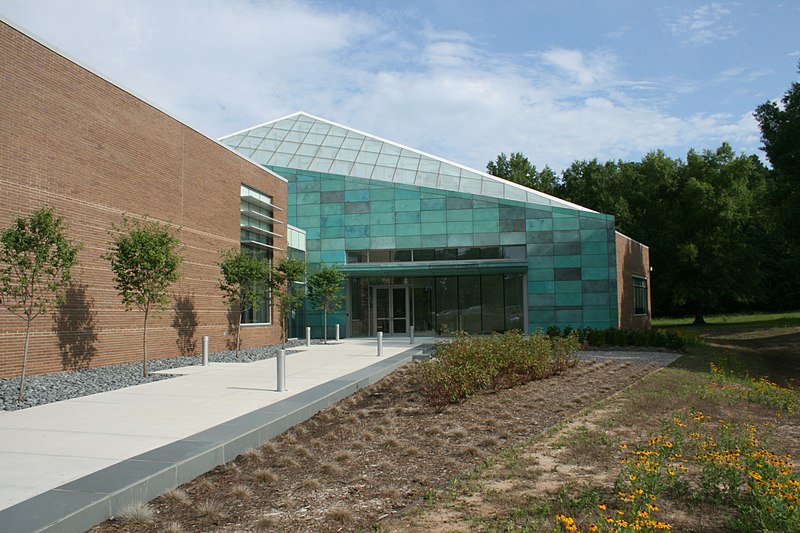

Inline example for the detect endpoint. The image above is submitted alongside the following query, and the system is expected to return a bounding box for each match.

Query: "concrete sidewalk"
[0,337,431,533]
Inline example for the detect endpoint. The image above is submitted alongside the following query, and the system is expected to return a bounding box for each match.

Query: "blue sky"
[2,0,797,173]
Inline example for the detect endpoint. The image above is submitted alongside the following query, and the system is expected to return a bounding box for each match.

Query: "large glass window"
[240,184,275,325]
[350,274,526,336]
[633,276,648,316]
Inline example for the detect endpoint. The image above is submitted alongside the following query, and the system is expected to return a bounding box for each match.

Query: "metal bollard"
[277,349,286,392]
[305,326,311,347]
[409,325,414,344]
[335,323,340,342]
[377,331,383,357]
[202,336,209,366]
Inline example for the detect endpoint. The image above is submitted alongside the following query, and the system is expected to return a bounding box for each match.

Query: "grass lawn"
[653,310,800,329]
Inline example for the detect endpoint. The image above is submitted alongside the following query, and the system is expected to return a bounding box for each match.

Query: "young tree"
[103,217,181,377]
[307,265,346,343]
[218,248,270,359]
[269,257,306,346]
[1,207,81,401]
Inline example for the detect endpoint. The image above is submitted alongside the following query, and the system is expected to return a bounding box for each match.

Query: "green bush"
[549,327,686,350]
[417,330,580,407]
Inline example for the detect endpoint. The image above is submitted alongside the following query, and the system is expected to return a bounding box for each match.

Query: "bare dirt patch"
[90,359,662,533]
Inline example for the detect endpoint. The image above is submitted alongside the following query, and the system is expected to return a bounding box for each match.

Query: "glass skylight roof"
[221,112,591,211]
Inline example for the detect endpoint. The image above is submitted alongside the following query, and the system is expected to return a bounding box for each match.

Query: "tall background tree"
[270,257,306,346]
[307,265,346,343]
[218,248,270,359]
[755,63,800,309]
[104,217,182,377]
[0,207,81,401]
[487,152,559,195]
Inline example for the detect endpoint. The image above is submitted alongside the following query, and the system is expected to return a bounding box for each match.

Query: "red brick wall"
[0,21,286,377]
[616,232,651,329]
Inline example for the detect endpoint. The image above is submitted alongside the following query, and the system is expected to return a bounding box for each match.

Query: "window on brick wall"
[633,276,648,316]
[240,184,278,325]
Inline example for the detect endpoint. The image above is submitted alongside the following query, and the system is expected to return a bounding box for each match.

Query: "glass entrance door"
[372,285,408,336]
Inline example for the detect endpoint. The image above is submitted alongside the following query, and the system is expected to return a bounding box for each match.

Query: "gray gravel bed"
[0,340,317,412]
[577,349,683,367]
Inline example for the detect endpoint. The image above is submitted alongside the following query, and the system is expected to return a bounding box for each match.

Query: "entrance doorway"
[372,285,408,336]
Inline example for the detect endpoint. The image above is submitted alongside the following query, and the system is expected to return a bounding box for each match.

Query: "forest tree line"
[487,66,799,321]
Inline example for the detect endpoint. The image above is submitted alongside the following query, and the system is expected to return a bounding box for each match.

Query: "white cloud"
[1,0,762,174]
[670,3,738,45]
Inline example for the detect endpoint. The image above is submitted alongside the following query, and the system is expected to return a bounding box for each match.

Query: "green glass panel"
[528,268,553,281]
[396,223,421,236]
[526,218,553,231]
[473,219,499,233]
[582,241,608,255]
[556,292,582,307]
[344,213,369,225]
[500,232,526,245]
[320,250,345,264]
[345,237,370,249]
[446,220,473,234]
[580,229,607,242]
[370,236,396,248]
[473,232,500,246]
[395,199,421,211]
[321,225,344,238]
[369,200,395,213]
[581,254,608,268]
[528,255,554,269]
[369,188,395,200]
[345,225,369,238]
[582,267,609,280]
[421,211,446,223]
[320,179,345,191]
[321,238,344,250]
[553,230,580,243]
[396,211,421,224]
[554,255,581,268]
[370,212,394,225]
[447,234,474,247]
[395,235,422,248]
[421,198,446,211]
[555,280,582,293]
[320,203,343,215]
[473,208,499,221]
[446,209,472,222]
[395,188,421,200]
[552,217,580,230]
[370,224,395,237]
[320,214,343,227]
[528,281,555,294]
[421,234,447,247]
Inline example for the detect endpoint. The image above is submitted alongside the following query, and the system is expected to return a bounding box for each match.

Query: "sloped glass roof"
[221,112,591,211]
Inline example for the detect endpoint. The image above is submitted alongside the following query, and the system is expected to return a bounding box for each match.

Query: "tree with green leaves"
[755,63,800,308]
[487,152,559,195]
[269,257,306,346]
[218,248,270,359]
[307,265,346,343]
[0,207,81,401]
[103,217,182,377]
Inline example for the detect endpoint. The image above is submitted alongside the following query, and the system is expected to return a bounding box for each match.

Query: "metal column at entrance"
[372,285,408,336]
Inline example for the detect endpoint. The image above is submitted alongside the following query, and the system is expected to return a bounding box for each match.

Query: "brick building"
[0,20,288,377]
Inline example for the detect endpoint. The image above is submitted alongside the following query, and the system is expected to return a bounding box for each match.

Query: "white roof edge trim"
[287,224,307,235]
[0,16,287,186]
[615,231,649,250]
[221,111,594,213]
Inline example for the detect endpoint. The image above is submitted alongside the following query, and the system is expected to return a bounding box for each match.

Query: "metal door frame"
[370,285,409,336]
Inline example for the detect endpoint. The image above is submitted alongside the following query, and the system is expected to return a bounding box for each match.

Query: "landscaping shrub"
[547,327,686,350]
[417,330,580,407]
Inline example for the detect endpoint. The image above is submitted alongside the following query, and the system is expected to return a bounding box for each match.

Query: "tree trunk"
[143,307,149,377]
[323,309,328,344]
[692,304,706,325]
[18,316,32,402]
